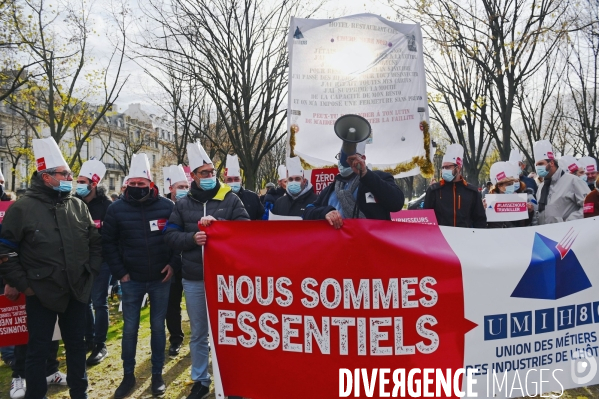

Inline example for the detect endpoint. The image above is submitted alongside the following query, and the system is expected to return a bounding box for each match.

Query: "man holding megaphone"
[303,115,405,228]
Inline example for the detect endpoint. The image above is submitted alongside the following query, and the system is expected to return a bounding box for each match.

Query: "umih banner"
[205,218,599,398]
[287,14,431,177]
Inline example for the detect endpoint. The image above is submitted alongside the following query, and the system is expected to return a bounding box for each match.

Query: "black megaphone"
[334,114,371,167]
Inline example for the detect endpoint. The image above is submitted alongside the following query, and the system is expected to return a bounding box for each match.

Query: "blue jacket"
[102,186,180,282]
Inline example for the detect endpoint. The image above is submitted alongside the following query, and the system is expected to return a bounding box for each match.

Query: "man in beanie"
[102,153,180,398]
[165,141,249,399]
[424,143,487,227]
[0,137,102,399]
[224,154,264,220]
[303,141,404,227]
[75,160,113,365]
[273,156,317,217]
[534,140,589,224]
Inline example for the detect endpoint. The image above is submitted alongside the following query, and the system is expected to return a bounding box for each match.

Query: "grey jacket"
[536,168,590,225]
[164,182,249,281]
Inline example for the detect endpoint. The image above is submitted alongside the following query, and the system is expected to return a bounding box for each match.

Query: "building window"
[109,177,115,190]
[152,155,156,167]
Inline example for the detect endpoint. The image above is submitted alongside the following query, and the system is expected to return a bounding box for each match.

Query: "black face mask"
[127,186,150,200]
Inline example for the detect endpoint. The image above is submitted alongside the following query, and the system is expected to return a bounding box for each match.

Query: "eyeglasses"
[48,171,73,178]
[198,169,215,178]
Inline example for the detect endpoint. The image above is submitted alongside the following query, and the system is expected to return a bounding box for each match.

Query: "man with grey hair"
[0,137,102,399]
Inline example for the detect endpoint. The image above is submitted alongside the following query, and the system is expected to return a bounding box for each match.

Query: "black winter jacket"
[102,186,180,282]
[423,179,487,228]
[236,187,264,220]
[273,187,317,217]
[75,187,111,232]
[303,170,404,220]
[264,187,285,206]
[164,181,249,281]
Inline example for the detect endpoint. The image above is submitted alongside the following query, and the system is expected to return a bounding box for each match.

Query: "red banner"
[0,295,28,347]
[310,168,338,195]
[0,201,14,224]
[390,209,438,226]
[205,220,476,398]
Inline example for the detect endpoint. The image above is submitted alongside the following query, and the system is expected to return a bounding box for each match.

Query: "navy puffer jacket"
[102,186,180,282]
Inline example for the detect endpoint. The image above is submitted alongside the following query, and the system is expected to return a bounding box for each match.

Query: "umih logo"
[511,228,592,300]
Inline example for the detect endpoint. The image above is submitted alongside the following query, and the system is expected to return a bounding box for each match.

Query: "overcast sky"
[106,0,399,115]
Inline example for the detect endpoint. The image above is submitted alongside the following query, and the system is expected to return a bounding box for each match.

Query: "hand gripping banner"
[205,218,599,398]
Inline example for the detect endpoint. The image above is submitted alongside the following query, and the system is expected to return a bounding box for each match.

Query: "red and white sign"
[0,295,28,347]
[495,171,506,181]
[203,218,599,398]
[91,173,101,183]
[567,163,578,173]
[0,201,13,224]
[93,219,102,229]
[310,168,338,195]
[547,151,554,159]
[587,165,595,172]
[149,219,167,232]
[36,157,46,172]
[183,166,194,184]
[584,202,595,214]
[390,209,438,226]
[485,193,528,222]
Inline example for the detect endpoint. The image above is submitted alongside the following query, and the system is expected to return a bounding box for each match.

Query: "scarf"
[334,174,365,219]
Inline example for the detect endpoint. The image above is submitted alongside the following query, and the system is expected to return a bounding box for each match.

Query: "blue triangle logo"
[511,231,592,300]
[294,27,304,40]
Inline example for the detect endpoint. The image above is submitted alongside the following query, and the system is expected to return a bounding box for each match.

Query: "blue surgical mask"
[442,169,455,182]
[200,176,217,191]
[338,162,353,177]
[53,180,72,193]
[504,185,516,194]
[535,165,549,178]
[175,189,188,199]
[287,181,302,195]
[581,175,588,182]
[76,183,91,197]
[513,181,520,191]
[228,182,241,193]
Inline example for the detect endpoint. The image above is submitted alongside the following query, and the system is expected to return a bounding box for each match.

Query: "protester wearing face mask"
[583,176,599,218]
[0,137,102,399]
[224,154,264,220]
[486,161,538,228]
[74,160,113,365]
[579,156,598,191]
[262,165,288,219]
[534,140,589,225]
[509,148,538,196]
[423,143,486,228]
[272,156,317,217]
[164,141,249,399]
[102,153,180,398]
[161,165,190,360]
[303,141,404,228]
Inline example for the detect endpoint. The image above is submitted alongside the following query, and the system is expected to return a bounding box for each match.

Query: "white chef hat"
[0,168,5,182]
[187,141,213,172]
[559,155,582,174]
[579,156,597,173]
[164,165,188,192]
[79,160,106,183]
[490,161,520,185]
[121,175,129,188]
[286,156,303,177]
[32,137,68,172]
[225,154,241,177]
[533,140,554,163]
[128,153,152,181]
[277,165,287,181]
[509,148,524,165]
[442,144,464,166]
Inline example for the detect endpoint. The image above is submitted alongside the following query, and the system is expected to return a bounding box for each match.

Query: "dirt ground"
[0,297,597,399]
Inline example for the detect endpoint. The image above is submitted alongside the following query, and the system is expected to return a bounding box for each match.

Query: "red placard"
[390,209,438,225]
[204,220,476,398]
[0,201,14,224]
[584,203,595,214]
[310,168,338,195]
[183,166,194,184]
[0,295,28,347]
